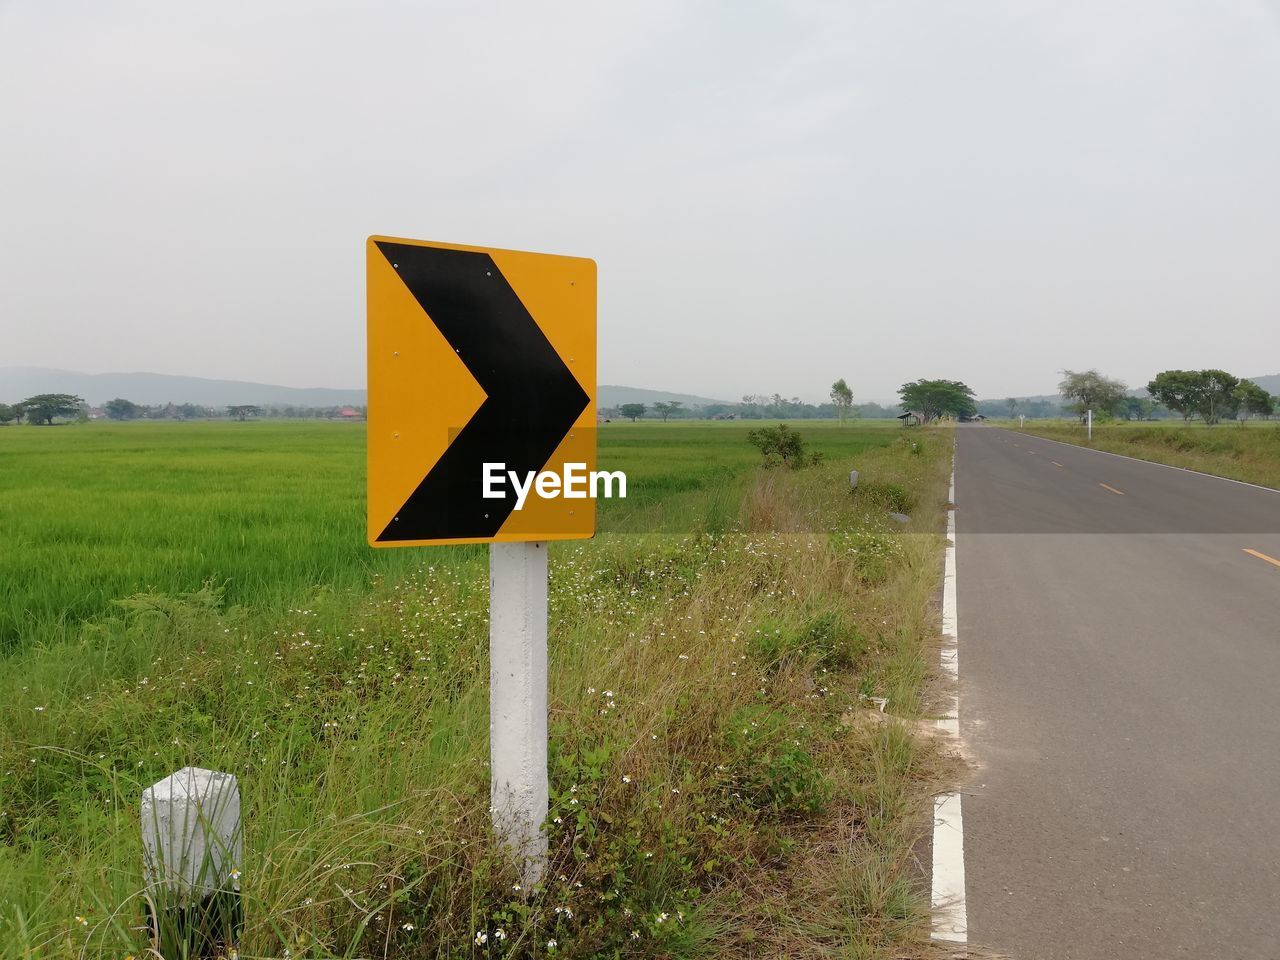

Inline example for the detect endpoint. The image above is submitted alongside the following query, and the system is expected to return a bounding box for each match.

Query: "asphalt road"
[955,424,1280,959]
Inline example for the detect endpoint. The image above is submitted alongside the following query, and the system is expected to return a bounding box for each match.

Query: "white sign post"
[1087,408,1093,440]
[489,541,549,885]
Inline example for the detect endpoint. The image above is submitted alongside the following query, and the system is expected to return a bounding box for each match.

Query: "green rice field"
[0,420,902,650]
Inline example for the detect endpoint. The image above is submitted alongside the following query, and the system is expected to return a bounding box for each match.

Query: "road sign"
[366,236,596,547]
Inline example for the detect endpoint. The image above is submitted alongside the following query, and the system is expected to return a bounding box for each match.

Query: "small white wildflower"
[621,775,631,784]
[547,940,558,951]
[474,931,488,945]
[402,922,415,931]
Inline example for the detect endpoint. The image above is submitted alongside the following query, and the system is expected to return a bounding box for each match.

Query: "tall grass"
[0,421,953,958]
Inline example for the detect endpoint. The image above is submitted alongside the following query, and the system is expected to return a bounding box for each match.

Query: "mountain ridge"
[0,367,733,410]
[4,367,1274,411]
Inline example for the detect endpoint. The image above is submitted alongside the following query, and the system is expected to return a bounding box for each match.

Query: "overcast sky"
[2,1,1278,403]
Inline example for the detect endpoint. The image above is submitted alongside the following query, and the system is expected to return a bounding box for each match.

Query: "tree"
[104,397,144,420]
[747,424,823,469]
[1146,370,1201,422]
[227,404,263,421]
[1005,398,1018,418]
[619,403,646,422]
[1026,398,1057,419]
[1058,370,1127,421]
[653,401,682,422]
[1233,380,1274,421]
[1121,396,1154,421]
[830,379,854,423]
[897,380,976,422]
[0,403,15,425]
[1195,370,1240,425]
[1146,369,1243,424]
[18,393,85,425]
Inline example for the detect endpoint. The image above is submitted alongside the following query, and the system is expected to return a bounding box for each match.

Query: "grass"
[0,420,903,650]
[0,419,954,959]
[1004,418,1280,489]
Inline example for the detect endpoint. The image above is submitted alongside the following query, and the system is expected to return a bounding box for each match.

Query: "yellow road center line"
[1244,548,1280,570]
[1051,461,1064,468]
[1099,483,1125,496]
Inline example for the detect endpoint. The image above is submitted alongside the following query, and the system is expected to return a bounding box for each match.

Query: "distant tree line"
[0,392,368,425]
[602,392,911,421]
[0,393,87,425]
[1056,369,1277,424]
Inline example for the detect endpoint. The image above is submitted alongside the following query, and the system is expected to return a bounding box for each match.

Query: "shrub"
[746,424,824,469]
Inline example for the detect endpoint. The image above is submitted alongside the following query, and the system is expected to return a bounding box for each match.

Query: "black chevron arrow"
[374,241,589,542]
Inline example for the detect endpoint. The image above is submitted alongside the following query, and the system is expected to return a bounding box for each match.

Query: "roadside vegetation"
[0,420,954,959]
[1008,419,1280,489]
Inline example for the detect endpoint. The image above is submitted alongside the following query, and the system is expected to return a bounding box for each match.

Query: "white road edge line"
[932,437,967,944]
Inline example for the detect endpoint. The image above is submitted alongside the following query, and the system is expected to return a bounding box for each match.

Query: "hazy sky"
[2,1,1278,402]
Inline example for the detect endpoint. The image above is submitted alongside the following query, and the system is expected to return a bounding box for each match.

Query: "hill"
[598,385,729,409]
[1244,374,1280,395]
[0,368,731,412]
[0,367,366,408]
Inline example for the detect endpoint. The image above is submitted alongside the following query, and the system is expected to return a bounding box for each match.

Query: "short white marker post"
[141,767,243,957]
[489,541,549,886]
[848,469,859,489]
[1087,408,1093,439]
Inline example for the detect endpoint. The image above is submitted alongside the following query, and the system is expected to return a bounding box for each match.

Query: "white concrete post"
[141,767,243,956]
[489,541,549,886]
[141,767,242,901]
[848,469,859,489]
[1087,408,1093,439]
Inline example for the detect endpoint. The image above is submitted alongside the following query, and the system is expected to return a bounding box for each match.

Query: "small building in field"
[337,406,362,420]
[897,410,924,426]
